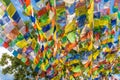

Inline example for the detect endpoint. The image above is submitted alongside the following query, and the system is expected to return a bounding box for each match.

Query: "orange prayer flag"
[38,7,47,17]
[33,24,37,29]
[65,42,77,52]
[101,39,108,44]
[53,42,57,57]
[34,58,39,64]
[51,18,55,27]
[87,31,93,39]
[46,3,50,10]
[106,8,110,15]
[12,22,17,26]
[25,58,30,66]
[22,47,27,53]
[73,72,82,77]
[92,66,99,72]
[84,61,91,68]
[24,0,30,6]
[95,33,100,40]
[51,7,56,13]
[48,35,53,41]
[98,60,106,65]
[81,35,87,42]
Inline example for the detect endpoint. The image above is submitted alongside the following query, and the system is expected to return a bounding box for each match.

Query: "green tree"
[0,53,37,80]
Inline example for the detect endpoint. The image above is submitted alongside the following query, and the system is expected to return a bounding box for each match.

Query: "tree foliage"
[0,53,37,80]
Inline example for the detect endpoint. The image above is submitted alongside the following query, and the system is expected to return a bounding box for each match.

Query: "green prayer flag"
[37,62,42,68]
[72,65,81,72]
[21,57,27,63]
[50,0,54,6]
[3,0,11,6]
[118,11,120,20]
[48,40,54,47]
[0,38,3,43]
[117,63,120,66]
[17,34,24,40]
[34,43,40,53]
[67,32,76,43]
[113,7,118,13]
[102,15,111,21]
[39,13,48,23]
[61,36,67,43]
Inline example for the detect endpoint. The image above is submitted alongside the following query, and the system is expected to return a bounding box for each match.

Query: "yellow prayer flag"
[118,36,120,41]
[16,39,28,48]
[41,63,46,71]
[88,54,93,60]
[65,20,76,34]
[88,41,93,51]
[0,8,4,16]
[105,48,111,52]
[110,12,117,18]
[35,20,41,30]
[107,38,114,43]
[106,54,115,62]
[31,38,37,49]
[70,75,75,80]
[99,19,109,26]
[47,53,52,59]
[94,19,99,27]
[40,59,48,71]
[66,60,79,66]
[53,59,59,64]
[53,31,57,40]
[45,59,49,65]
[87,1,94,28]
[43,33,47,40]
[93,50,100,60]
[27,38,32,44]
[25,5,33,16]
[7,3,16,17]
[75,5,87,16]
[32,64,37,69]
[84,67,90,74]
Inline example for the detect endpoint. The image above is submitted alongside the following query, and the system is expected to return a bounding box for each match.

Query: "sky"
[0,67,14,80]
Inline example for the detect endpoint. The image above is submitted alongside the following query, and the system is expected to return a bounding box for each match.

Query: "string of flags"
[0,0,120,79]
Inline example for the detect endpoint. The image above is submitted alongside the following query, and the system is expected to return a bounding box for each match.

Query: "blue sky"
[0,67,14,80]
[110,0,114,14]
[99,0,114,13]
